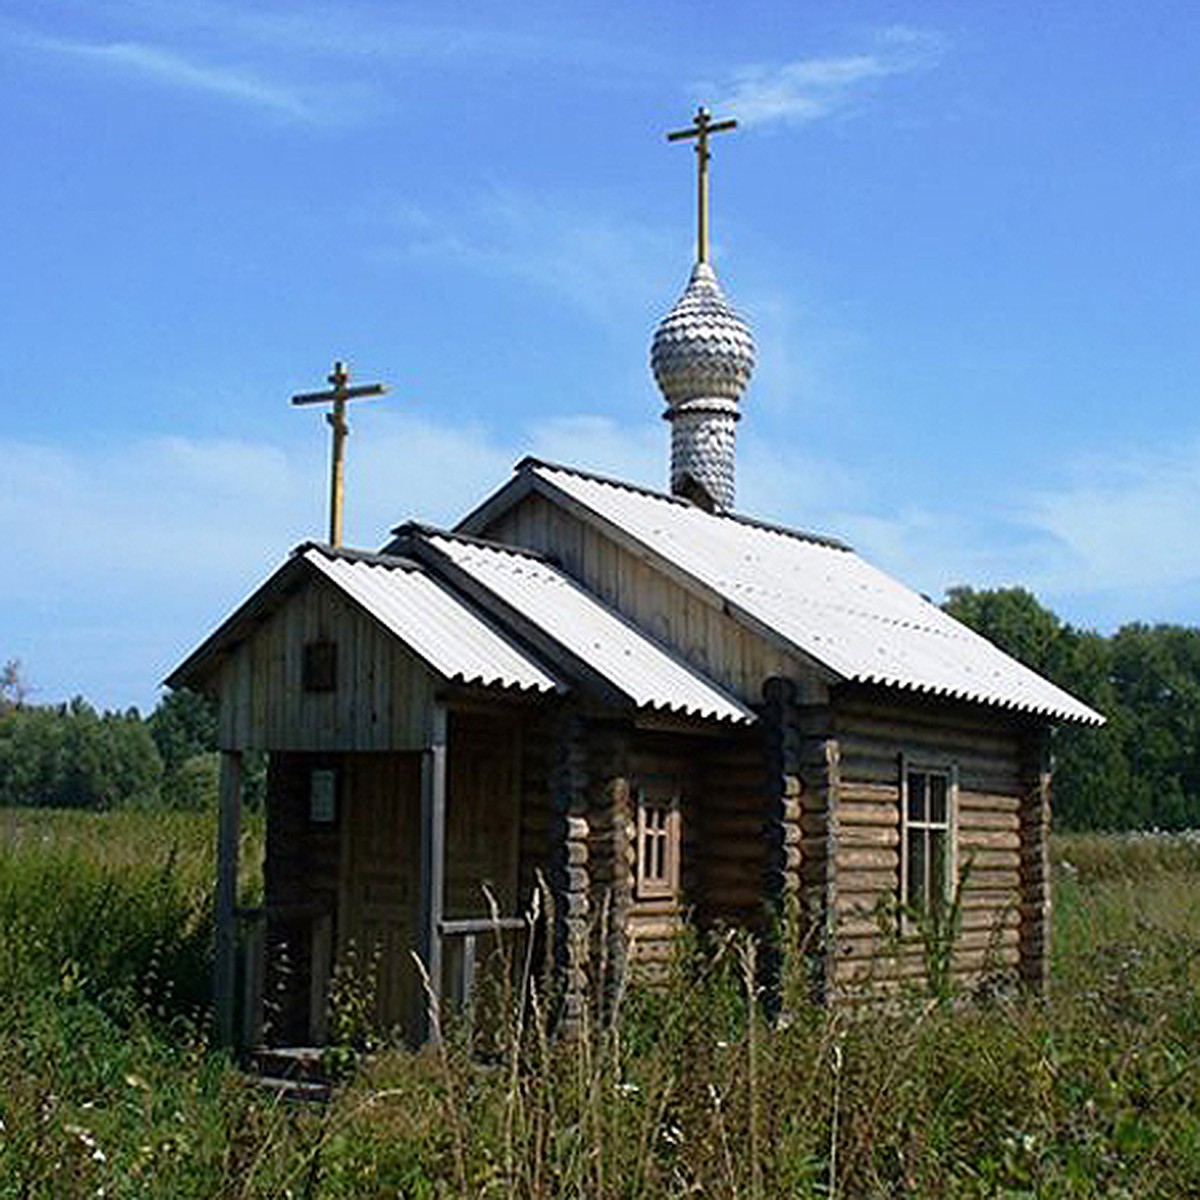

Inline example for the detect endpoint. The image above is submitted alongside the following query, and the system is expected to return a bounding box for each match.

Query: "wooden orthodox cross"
[666,106,737,265]
[292,361,387,548]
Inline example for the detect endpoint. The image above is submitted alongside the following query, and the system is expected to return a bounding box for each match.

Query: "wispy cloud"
[710,26,946,127]
[23,33,321,120]
[383,189,677,323]
[1023,441,1200,598]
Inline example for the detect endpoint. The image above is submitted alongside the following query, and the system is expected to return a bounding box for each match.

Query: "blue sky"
[3,0,1199,711]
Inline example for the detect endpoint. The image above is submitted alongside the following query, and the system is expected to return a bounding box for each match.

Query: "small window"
[635,782,681,899]
[901,764,955,916]
[309,768,337,824]
[302,640,337,692]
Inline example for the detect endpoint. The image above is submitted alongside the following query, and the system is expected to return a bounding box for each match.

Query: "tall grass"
[0,814,1198,1197]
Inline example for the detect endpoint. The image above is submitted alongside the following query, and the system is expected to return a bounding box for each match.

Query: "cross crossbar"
[291,360,388,547]
[665,107,738,265]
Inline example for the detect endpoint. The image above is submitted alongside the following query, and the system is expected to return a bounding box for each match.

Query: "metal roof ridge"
[519,457,852,551]
[390,521,554,563]
[294,541,424,571]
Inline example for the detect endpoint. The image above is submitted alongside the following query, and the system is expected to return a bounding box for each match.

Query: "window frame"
[633,778,681,901]
[898,755,958,921]
[302,639,338,693]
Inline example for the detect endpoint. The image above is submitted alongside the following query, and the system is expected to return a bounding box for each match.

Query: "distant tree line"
[5,593,1200,829]
[944,589,1200,830]
[0,664,224,811]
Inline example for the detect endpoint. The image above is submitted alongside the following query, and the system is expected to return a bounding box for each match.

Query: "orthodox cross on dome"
[666,106,737,266]
[292,361,387,548]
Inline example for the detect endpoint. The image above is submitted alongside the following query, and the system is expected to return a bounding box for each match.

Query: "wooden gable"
[206,572,438,754]
[475,490,827,707]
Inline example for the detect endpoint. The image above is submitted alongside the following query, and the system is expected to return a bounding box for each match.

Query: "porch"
[214,707,546,1051]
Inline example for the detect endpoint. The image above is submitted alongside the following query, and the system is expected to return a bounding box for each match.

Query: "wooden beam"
[214,750,243,1048]
[418,704,448,1042]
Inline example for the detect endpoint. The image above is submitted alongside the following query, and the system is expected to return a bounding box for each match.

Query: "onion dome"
[650,262,756,408]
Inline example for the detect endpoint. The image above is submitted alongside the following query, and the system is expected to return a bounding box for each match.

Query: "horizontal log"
[834,697,1024,740]
[832,944,1020,982]
[627,934,685,958]
[626,918,685,941]
[837,847,899,872]
[841,753,1021,794]
[837,802,899,828]
[959,792,1021,814]
[958,829,1022,854]
[835,711,1018,757]
[839,825,899,849]
[961,869,1021,892]
[835,907,1020,938]
[834,928,1021,963]
[959,848,1020,871]
[960,890,1020,911]
[825,869,896,896]
[957,809,1019,833]
[838,781,900,804]
[837,735,1018,778]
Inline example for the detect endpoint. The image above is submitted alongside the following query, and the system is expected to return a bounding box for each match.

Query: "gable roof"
[400,526,753,725]
[170,539,753,726]
[167,544,561,696]
[457,459,1105,727]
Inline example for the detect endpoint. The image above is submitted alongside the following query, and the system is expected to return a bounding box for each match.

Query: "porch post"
[214,749,243,1048]
[419,704,448,1042]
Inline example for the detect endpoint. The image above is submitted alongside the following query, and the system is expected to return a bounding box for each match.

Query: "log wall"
[829,689,1032,995]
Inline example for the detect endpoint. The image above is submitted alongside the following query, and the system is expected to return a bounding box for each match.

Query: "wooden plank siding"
[479,493,825,706]
[214,574,435,753]
[828,689,1035,994]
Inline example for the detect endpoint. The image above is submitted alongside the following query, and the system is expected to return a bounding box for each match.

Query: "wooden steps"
[246,1046,335,1103]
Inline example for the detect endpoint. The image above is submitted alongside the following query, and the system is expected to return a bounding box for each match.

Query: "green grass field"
[0,809,1197,1198]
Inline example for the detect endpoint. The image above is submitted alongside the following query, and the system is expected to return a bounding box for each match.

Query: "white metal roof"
[518,463,1103,725]
[424,533,754,724]
[304,549,560,694]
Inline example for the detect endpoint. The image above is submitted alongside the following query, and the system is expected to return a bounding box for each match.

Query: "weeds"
[1,813,1199,1196]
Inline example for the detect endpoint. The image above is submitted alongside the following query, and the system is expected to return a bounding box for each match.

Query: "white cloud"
[23,34,322,120]
[1023,442,1200,597]
[0,413,657,708]
[711,26,946,127]
[8,418,1200,711]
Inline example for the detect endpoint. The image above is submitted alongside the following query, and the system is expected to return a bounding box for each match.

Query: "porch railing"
[439,916,530,1034]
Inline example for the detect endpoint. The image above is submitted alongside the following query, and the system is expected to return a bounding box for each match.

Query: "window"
[309,767,337,824]
[635,782,681,899]
[302,640,337,692]
[901,763,956,916]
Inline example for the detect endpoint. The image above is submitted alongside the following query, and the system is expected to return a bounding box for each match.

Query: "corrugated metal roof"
[304,549,560,694]
[523,463,1104,725]
[424,533,754,724]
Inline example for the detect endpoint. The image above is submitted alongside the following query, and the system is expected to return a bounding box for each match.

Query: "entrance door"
[339,753,421,1041]
[445,714,520,917]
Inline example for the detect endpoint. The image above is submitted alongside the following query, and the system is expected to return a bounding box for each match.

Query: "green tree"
[148,688,217,774]
[944,588,1200,831]
[0,696,162,810]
